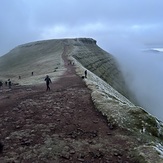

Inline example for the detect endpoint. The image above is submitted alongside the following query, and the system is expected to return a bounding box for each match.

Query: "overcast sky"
[0,0,163,55]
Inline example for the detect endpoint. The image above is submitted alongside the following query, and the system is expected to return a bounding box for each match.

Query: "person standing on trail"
[8,79,11,89]
[5,81,7,86]
[45,75,52,91]
[0,81,3,89]
[84,70,87,78]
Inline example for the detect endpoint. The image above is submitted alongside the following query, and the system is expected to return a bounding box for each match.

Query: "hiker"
[19,76,21,79]
[84,70,87,78]
[5,81,7,86]
[45,75,52,91]
[0,81,3,89]
[8,79,11,89]
[31,72,34,76]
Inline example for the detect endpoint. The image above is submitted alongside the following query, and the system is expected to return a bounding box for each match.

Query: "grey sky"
[0,0,163,55]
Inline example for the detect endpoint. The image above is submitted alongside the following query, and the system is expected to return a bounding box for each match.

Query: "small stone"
[15,125,21,129]
[77,158,84,162]
[4,117,9,122]
[48,148,52,151]
[26,88,32,91]
[30,130,35,133]
[61,153,70,159]
[88,140,93,144]
[21,140,31,146]
[69,150,75,154]
[107,131,112,135]
[13,108,19,111]
[114,152,118,156]
[93,120,99,123]
[118,155,122,159]
[5,137,10,140]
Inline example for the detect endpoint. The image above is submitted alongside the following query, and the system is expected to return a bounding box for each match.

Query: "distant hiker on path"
[8,79,11,89]
[31,72,34,76]
[45,75,52,91]
[0,81,3,89]
[5,81,7,86]
[85,70,87,78]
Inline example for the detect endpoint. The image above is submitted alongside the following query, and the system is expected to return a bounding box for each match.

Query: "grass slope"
[0,39,65,85]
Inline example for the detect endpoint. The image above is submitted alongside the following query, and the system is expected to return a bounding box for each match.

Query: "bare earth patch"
[0,46,139,163]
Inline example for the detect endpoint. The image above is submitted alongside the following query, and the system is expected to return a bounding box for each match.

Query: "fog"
[106,37,163,121]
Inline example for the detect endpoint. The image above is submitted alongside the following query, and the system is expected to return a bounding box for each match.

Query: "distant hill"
[0,39,65,85]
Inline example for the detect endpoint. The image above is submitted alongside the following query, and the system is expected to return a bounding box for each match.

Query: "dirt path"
[0,46,138,162]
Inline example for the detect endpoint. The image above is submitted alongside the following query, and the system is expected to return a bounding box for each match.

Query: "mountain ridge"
[0,38,134,103]
[0,38,163,162]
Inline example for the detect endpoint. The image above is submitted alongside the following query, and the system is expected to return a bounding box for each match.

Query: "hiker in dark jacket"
[8,79,11,89]
[0,81,2,89]
[45,75,52,91]
[84,70,87,78]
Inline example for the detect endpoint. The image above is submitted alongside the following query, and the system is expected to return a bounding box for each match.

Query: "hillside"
[0,38,163,162]
[0,39,65,85]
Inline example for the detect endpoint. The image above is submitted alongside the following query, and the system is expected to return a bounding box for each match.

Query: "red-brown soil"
[0,46,139,163]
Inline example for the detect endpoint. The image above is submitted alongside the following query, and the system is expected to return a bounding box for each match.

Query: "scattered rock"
[69,150,75,154]
[93,120,99,123]
[26,88,32,91]
[21,139,32,146]
[5,137,10,140]
[89,150,104,158]
[77,158,85,162]
[13,108,19,111]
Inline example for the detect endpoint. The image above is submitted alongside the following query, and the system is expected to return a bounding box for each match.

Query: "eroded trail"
[0,46,137,162]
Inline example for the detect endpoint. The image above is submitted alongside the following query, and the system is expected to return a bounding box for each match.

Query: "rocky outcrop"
[75,38,97,44]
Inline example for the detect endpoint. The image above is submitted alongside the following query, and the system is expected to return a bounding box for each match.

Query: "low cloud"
[107,37,163,121]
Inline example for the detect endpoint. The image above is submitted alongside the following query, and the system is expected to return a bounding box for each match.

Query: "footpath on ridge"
[0,46,138,162]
